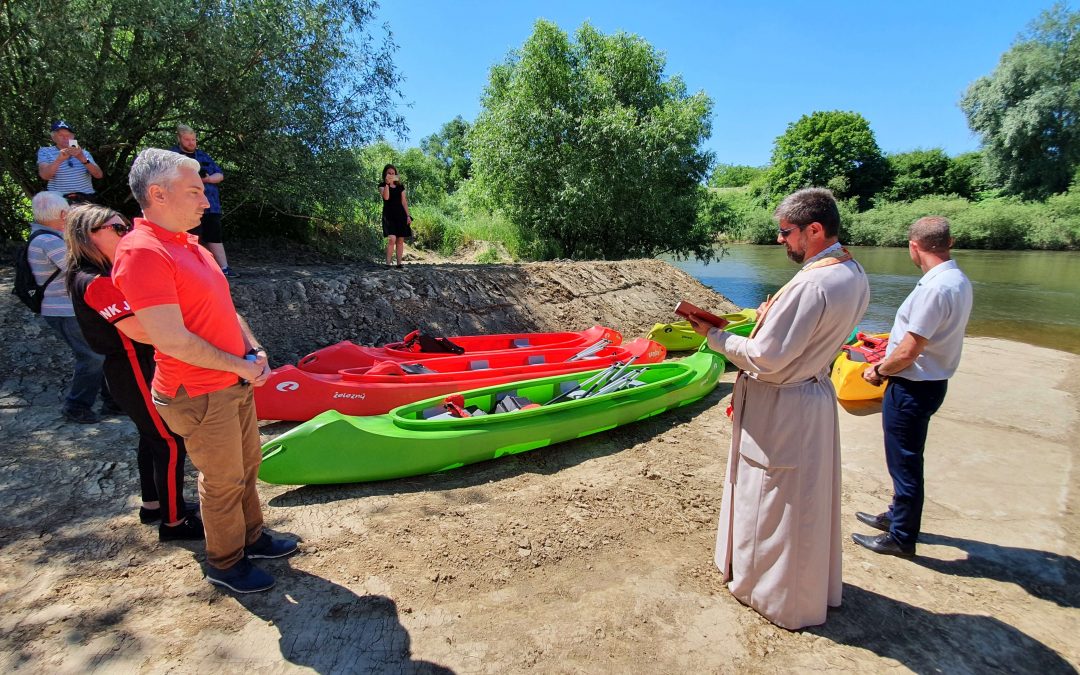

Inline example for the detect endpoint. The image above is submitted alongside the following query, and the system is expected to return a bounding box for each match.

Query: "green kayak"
[259,347,726,485]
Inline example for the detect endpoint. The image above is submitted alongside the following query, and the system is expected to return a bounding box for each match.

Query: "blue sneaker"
[205,558,274,593]
[245,532,298,559]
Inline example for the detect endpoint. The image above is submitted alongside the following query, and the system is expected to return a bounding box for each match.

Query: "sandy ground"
[0,255,1077,673]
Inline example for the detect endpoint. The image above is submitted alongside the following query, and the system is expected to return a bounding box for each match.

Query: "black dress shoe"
[852,532,915,557]
[855,511,891,532]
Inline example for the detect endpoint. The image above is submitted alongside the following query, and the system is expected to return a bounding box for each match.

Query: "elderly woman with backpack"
[18,191,117,423]
[63,204,202,542]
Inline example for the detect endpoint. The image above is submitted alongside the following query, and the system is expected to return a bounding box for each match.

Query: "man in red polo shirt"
[113,148,296,593]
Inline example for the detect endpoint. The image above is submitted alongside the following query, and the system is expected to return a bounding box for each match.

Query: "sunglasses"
[90,221,132,235]
[778,224,803,238]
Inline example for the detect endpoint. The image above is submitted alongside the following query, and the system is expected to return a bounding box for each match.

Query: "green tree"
[0,0,405,240]
[469,21,714,260]
[961,4,1080,199]
[420,116,472,193]
[765,111,890,209]
[882,148,979,201]
[709,164,765,188]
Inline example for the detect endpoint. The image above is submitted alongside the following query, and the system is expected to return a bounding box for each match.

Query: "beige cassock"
[706,256,869,629]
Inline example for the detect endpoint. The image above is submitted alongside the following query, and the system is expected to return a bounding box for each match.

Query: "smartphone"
[674,300,729,328]
[69,139,79,148]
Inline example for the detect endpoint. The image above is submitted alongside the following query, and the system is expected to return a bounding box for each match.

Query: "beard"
[786,241,807,263]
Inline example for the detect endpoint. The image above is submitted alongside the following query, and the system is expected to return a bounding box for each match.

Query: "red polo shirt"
[112,218,244,396]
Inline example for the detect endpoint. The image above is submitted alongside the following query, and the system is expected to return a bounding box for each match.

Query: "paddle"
[565,338,612,362]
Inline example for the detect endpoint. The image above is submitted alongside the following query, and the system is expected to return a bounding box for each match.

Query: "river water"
[663,244,1080,355]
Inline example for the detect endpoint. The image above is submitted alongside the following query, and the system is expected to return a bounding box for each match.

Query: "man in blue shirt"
[853,216,973,557]
[170,125,237,278]
[37,120,104,203]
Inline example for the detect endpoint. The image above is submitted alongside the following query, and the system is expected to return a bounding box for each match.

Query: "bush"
[409,205,453,252]
[844,196,971,246]
[475,244,502,264]
[950,199,1032,249]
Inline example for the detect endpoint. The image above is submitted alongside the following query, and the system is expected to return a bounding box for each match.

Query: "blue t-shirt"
[169,146,223,213]
[37,146,97,195]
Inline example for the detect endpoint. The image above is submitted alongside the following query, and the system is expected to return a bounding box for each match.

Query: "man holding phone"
[687,187,869,630]
[37,120,104,203]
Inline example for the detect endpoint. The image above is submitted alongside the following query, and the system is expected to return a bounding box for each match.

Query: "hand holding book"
[675,300,729,331]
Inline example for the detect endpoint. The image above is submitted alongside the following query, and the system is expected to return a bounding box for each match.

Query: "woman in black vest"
[63,205,202,541]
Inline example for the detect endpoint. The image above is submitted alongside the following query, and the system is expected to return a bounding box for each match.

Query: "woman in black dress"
[379,163,413,268]
[63,205,202,541]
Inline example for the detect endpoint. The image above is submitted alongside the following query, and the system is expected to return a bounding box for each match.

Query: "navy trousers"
[882,376,948,549]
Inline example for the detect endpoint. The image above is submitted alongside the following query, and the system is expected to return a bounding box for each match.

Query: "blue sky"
[371,1,1052,168]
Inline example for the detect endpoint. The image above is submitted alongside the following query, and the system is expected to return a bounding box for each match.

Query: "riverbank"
[0,256,1076,672]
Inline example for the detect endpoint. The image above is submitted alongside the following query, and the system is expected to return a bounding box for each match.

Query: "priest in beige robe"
[688,187,869,629]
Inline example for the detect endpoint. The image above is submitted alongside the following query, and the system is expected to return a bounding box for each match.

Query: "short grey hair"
[909,216,952,252]
[176,123,195,136]
[31,191,69,223]
[128,148,199,208]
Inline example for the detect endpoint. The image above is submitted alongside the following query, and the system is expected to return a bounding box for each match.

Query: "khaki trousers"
[153,383,264,569]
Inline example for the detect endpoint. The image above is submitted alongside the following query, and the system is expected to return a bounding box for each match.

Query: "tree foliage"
[469,21,714,260]
[765,111,890,209]
[961,4,1080,199]
[882,148,981,202]
[709,163,765,188]
[420,116,472,194]
[0,0,405,239]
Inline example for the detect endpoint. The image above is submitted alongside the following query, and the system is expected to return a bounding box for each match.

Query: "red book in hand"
[674,300,729,329]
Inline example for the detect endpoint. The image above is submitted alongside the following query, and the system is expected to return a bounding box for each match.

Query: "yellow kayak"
[830,332,889,401]
[645,309,757,352]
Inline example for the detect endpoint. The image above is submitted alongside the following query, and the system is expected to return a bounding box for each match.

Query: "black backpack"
[12,230,63,314]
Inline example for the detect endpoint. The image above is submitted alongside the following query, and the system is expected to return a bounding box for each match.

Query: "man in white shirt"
[853,216,973,557]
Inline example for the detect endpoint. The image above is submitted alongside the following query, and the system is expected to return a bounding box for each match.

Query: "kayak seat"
[468,360,490,370]
[366,361,407,376]
[422,405,447,419]
[400,363,438,374]
[511,338,530,348]
[528,355,546,365]
[559,380,579,394]
[495,395,534,413]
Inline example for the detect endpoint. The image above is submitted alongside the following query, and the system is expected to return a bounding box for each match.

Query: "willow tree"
[961,4,1080,199]
[469,21,714,260]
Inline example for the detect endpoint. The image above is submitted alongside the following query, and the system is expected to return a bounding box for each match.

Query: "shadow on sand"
[914,532,1080,609]
[235,559,454,674]
[811,584,1074,673]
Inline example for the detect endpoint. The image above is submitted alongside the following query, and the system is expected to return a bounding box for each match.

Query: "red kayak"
[255,337,664,421]
[295,325,622,374]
